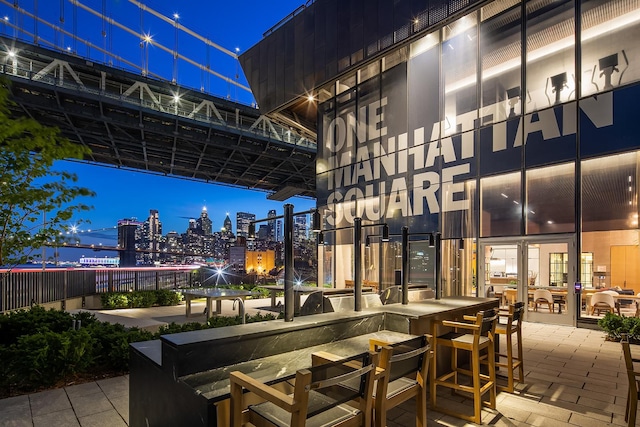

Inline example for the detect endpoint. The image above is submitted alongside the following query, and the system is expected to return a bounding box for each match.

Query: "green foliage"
[0,78,95,267]
[84,322,153,371]
[597,312,640,341]
[0,306,152,396]
[153,312,280,338]
[100,290,181,309]
[0,304,280,396]
[0,305,97,346]
[155,289,182,306]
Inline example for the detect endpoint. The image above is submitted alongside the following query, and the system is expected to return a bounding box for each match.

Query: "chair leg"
[629,391,637,427]
[430,341,437,408]
[472,346,482,424]
[505,332,514,392]
[625,387,630,422]
[516,328,524,383]
[487,344,497,410]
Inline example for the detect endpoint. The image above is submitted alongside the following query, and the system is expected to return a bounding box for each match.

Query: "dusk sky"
[1,1,314,246]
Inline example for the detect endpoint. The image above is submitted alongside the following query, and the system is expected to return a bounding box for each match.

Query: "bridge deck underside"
[7,79,316,198]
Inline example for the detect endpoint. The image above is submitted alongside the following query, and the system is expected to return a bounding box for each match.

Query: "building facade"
[242,0,640,327]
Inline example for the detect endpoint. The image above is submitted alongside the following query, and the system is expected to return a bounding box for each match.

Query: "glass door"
[479,235,576,326]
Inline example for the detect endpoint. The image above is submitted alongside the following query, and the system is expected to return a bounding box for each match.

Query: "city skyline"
[12,1,315,260]
[56,160,314,238]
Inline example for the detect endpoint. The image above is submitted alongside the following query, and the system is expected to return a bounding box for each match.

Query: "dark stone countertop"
[178,329,415,403]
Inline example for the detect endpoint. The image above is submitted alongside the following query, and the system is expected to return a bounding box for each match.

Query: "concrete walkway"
[0,298,636,426]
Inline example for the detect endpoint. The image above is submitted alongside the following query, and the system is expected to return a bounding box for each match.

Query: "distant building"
[246,250,276,275]
[196,207,212,236]
[236,212,255,239]
[267,209,277,242]
[140,209,162,264]
[229,245,246,273]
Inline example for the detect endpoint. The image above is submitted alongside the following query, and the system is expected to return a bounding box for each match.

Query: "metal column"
[283,204,294,321]
[354,217,362,312]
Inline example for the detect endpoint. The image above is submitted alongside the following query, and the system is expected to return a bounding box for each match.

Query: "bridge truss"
[0,36,316,199]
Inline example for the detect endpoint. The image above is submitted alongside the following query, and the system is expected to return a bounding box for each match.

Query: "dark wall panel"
[239,0,479,114]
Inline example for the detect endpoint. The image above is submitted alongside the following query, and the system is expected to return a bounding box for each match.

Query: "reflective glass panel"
[442,12,478,135]
[481,172,522,236]
[582,151,639,231]
[581,0,640,97]
[526,0,576,112]
[526,163,575,234]
[481,0,522,123]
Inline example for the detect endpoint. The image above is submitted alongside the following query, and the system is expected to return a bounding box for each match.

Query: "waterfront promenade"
[0,297,634,426]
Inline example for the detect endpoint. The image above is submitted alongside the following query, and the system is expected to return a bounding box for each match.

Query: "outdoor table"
[180,288,252,320]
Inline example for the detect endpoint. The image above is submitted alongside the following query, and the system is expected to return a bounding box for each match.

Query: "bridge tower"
[118,219,140,267]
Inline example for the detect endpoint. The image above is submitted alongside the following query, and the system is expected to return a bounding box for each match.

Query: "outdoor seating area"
[2,299,639,427]
[129,296,498,427]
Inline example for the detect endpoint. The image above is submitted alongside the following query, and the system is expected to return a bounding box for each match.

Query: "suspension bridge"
[0,0,317,201]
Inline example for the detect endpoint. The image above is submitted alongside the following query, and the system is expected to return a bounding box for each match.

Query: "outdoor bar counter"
[129,296,497,427]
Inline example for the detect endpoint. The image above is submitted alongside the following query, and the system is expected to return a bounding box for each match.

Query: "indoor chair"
[368,335,432,427]
[533,289,554,313]
[590,292,616,316]
[621,334,640,427]
[229,351,377,427]
[493,302,525,393]
[430,308,498,424]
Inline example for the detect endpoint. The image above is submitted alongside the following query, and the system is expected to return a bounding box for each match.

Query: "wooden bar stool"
[494,302,525,393]
[621,334,640,427]
[369,335,431,427]
[430,308,498,424]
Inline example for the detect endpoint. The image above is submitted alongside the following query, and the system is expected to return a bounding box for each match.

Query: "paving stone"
[78,409,127,427]
[97,376,129,399]
[67,391,115,418]
[29,389,71,417]
[32,408,80,427]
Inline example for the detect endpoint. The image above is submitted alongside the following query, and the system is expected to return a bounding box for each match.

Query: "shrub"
[100,290,181,309]
[4,329,96,392]
[0,306,97,346]
[101,293,129,309]
[598,312,640,341]
[155,289,182,306]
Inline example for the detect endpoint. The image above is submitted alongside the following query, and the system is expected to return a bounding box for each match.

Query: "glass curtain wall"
[580,0,640,97]
[581,152,640,318]
[315,0,640,304]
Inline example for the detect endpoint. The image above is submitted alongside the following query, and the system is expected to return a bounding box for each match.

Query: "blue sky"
[2,1,315,245]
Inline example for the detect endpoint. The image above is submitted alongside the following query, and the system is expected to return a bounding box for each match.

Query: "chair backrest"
[533,289,553,303]
[591,292,615,308]
[303,351,376,419]
[479,308,499,336]
[621,335,638,394]
[602,290,619,296]
[383,335,430,383]
[510,301,525,323]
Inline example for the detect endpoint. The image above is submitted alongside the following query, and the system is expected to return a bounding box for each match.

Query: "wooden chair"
[621,334,640,427]
[533,289,553,313]
[494,302,525,393]
[369,335,432,427]
[430,308,498,424]
[229,351,377,427]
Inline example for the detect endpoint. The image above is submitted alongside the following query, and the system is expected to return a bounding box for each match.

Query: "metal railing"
[0,266,198,312]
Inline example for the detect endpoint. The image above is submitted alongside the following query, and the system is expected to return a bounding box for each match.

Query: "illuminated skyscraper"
[267,209,277,241]
[236,212,255,238]
[196,207,212,236]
